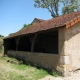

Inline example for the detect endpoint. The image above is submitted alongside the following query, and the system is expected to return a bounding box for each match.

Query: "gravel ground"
[39,70,80,80]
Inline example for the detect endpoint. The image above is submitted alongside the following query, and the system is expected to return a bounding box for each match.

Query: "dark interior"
[6,30,58,54]
[18,36,31,51]
[8,39,16,50]
[34,30,58,54]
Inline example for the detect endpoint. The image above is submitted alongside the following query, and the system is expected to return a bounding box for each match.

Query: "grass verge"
[0,55,59,80]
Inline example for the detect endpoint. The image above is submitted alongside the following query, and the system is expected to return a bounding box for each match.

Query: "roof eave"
[66,16,80,28]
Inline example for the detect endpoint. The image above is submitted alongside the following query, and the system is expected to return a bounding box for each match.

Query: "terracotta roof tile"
[4,11,80,39]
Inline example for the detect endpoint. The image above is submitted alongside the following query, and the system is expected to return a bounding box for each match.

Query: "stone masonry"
[57,22,80,76]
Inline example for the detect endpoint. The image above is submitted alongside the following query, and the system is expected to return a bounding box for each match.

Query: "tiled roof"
[4,11,80,39]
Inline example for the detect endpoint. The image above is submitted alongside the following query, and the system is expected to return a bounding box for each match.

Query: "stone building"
[4,11,80,76]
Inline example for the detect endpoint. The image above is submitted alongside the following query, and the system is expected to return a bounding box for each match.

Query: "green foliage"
[0,56,60,80]
[0,56,49,80]
[0,35,4,54]
[51,70,59,77]
[0,35,4,37]
[34,0,60,17]
[10,64,27,70]
[62,0,80,14]
[34,0,80,17]
[22,23,32,29]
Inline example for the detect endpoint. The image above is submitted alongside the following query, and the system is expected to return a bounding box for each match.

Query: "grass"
[52,70,59,77]
[0,56,48,80]
[9,63,49,80]
[0,55,59,80]
[0,36,59,79]
[10,63,27,70]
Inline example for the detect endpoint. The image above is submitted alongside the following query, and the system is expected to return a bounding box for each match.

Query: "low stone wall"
[7,50,59,70]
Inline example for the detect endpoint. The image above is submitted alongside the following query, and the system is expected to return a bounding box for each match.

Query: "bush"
[0,36,4,54]
[52,70,59,77]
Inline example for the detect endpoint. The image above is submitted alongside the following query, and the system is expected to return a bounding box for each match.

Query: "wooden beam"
[4,40,11,55]
[15,36,20,44]
[29,34,37,52]
[15,36,20,51]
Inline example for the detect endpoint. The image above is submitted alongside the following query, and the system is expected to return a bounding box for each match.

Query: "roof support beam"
[15,36,20,51]
[29,34,37,52]
[4,40,10,55]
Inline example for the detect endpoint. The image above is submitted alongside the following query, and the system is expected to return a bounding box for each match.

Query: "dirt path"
[39,71,80,80]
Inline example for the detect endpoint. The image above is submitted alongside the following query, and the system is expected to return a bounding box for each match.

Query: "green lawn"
[0,56,49,80]
[0,55,59,80]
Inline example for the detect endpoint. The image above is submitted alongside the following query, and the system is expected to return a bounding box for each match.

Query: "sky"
[0,0,62,36]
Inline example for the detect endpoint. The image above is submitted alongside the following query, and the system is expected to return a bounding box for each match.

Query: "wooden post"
[15,36,20,51]
[4,40,7,55]
[31,42,34,52]
[4,39,11,55]
[29,34,37,52]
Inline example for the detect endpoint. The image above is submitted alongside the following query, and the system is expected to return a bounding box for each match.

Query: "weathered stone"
[58,22,80,76]
[60,56,69,64]
[7,50,59,69]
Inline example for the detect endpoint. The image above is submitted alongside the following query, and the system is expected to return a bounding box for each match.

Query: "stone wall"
[65,22,80,71]
[7,50,59,70]
[57,27,67,76]
[57,22,80,76]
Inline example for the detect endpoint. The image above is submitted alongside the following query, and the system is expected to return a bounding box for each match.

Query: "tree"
[0,35,4,54]
[61,0,80,14]
[0,34,4,37]
[34,0,60,17]
[34,0,80,17]
[23,24,28,28]
[22,23,32,29]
